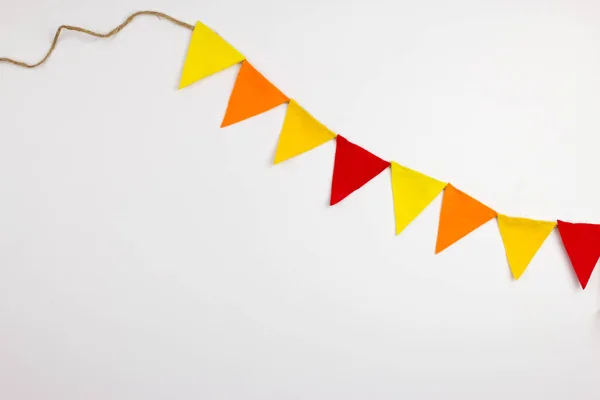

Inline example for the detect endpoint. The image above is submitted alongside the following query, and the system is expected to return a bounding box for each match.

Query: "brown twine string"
[0,10,194,69]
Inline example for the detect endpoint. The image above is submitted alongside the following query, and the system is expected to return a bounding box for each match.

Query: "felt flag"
[497,215,556,280]
[221,61,289,127]
[330,136,390,206]
[391,162,447,235]
[273,100,336,164]
[557,220,600,289]
[179,21,245,89]
[435,184,496,253]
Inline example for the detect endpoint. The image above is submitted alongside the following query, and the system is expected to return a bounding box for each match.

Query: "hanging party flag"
[221,61,289,127]
[179,21,245,89]
[330,136,390,206]
[273,100,336,164]
[435,184,496,254]
[557,220,600,289]
[391,162,447,235]
[497,215,556,280]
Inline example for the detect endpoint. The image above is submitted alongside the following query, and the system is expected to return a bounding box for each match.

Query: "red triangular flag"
[557,220,600,289]
[330,136,390,205]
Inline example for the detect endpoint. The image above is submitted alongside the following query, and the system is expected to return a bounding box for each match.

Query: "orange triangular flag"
[221,61,289,127]
[435,184,497,253]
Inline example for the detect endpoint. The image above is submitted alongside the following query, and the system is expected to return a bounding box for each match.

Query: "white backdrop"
[1,0,599,399]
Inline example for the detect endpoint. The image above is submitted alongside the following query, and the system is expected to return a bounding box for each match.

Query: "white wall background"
[0,0,599,399]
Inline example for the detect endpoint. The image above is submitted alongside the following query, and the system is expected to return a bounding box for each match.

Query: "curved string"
[0,10,194,69]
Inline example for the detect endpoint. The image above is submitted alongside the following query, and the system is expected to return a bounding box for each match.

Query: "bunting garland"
[1,11,599,293]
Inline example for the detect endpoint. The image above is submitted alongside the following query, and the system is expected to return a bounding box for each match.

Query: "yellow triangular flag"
[497,214,556,280]
[179,21,245,89]
[273,100,336,164]
[391,162,447,235]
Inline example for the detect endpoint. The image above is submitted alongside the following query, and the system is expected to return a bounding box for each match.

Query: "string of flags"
[179,21,600,290]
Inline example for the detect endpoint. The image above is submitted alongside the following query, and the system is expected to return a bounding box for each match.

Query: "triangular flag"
[273,100,336,164]
[557,220,600,289]
[330,136,390,206]
[391,162,447,235]
[497,215,556,280]
[221,61,289,127]
[179,21,245,89]
[435,184,496,253]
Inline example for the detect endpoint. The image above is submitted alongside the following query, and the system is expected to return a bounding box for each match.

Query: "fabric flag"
[497,215,556,280]
[330,136,390,206]
[557,220,600,289]
[273,100,336,164]
[391,162,447,235]
[179,21,245,89]
[435,184,496,254]
[221,61,289,127]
